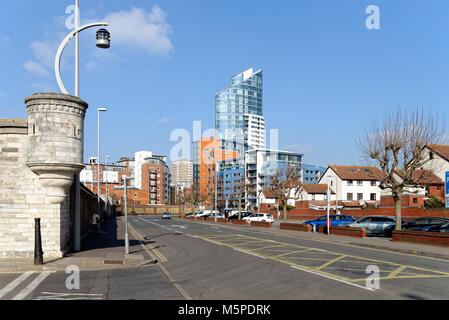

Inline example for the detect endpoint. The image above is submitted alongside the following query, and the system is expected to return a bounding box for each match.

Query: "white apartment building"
[318,165,383,203]
[245,149,303,209]
[244,114,266,150]
[171,159,193,189]
[134,151,154,189]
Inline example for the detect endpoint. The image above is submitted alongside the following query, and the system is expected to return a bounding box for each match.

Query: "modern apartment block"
[244,113,266,150]
[215,67,264,156]
[80,152,170,206]
[192,137,238,203]
[301,164,327,184]
[171,159,193,194]
[245,149,303,209]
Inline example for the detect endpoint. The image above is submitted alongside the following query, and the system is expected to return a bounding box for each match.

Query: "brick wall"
[270,207,449,221]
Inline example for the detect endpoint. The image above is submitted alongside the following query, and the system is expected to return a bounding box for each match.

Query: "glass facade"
[215,68,263,154]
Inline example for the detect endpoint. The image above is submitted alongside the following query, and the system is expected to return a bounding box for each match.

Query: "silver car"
[349,216,396,236]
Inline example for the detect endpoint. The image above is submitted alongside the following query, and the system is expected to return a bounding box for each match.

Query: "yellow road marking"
[273,249,313,258]
[387,265,408,279]
[252,244,290,251]
[198,234,449,283]
[314,255,347,271]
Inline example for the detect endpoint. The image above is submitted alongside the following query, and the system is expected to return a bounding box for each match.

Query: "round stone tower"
[25,93,88,204]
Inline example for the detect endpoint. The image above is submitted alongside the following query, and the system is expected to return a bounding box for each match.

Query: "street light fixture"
[96,29,111,49]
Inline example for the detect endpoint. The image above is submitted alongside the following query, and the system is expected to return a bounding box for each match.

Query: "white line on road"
[290,266,375,292]
[0,271,34,299]
[11,271,53,300]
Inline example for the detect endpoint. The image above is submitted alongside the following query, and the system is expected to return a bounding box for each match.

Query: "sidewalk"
[0,217,156,273]
[183,219,449,261]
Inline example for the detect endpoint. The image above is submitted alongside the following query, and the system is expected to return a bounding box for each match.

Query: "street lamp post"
[105,155,111,201]
[114,176,137,255]
[54,0,110,251]
[97,108,108,231]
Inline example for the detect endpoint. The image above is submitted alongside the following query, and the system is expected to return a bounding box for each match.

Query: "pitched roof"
[427,144,449,162]
[330,165,384,181]
[302,184,335,195]
[410,170,443,185]
[262,190,276,199]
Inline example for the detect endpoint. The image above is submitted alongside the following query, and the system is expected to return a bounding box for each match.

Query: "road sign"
[446,172,449,209]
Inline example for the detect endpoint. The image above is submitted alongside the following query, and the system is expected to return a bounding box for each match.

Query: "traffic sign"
[446,172,449,209]
[446,172,449,196]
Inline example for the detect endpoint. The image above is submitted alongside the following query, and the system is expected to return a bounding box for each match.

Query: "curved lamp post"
[53,1,111,250]
[55,22,110,94]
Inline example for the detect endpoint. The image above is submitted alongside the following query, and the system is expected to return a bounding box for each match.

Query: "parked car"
[402,217,449,232]
[243,213,274,224]
[210,213,225,219]
[349,216,396,236]
[195,210,219,218]
[228,211,252,221]
[305,215,356,229]
[161,212,171,220]
[426,222,449,233]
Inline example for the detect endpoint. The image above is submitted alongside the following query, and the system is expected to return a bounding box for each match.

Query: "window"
[413,198,418,204]
[370,193,377,201]
[371,181,377,187]
[347,193,354,201]
[437,185,442,191]
[347,180,354,186]
[357,193,363,201]
[357,181,363,187]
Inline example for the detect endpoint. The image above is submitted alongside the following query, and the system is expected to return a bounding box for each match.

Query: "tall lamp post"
[114,176,137,255]
[54,0,110,251]
[105,155,111,201]
[97,108,108,230]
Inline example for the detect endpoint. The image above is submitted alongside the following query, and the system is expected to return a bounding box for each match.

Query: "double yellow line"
[128,223,168,263]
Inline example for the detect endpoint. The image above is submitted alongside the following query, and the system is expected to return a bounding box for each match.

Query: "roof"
[427,144,449,162]
[302,184,335,195]
[330,165,384,181]
[398,169,444,185]
[262,190,276,199]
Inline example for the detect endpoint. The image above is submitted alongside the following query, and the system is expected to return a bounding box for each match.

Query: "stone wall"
[0,119,70,258]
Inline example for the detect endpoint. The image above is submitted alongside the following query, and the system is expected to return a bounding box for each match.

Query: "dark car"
[228,211,252,221]
[402,217,449,232]
[305,215,356,230]
[426,223,449,233]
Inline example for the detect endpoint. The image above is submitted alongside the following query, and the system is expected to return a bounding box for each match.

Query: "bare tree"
[233,178,250,220]
[268,165,302,223]
[359,108,445,230]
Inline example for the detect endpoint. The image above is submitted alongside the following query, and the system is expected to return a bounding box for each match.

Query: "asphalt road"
[2,216,449,300]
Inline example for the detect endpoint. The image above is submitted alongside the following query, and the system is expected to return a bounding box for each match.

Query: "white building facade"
[318,165,382,203]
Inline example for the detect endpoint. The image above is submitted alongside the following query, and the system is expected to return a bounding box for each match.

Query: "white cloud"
[31,41,55,68]
[23,61,50,77]
[158,117,170,124]
[105,5,174,55]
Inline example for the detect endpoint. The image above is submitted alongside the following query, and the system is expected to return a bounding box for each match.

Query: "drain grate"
[103,259,124,265]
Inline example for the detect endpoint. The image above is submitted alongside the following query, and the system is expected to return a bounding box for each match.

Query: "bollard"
[34,218,44,265]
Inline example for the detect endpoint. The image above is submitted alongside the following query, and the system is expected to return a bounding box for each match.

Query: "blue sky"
[1,0,449,167]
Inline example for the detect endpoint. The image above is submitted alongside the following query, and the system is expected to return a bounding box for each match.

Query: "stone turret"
[25,93,88,204]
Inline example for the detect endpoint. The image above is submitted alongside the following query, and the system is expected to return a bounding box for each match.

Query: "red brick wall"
[264,207,449,221]
[393,230,449,247]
